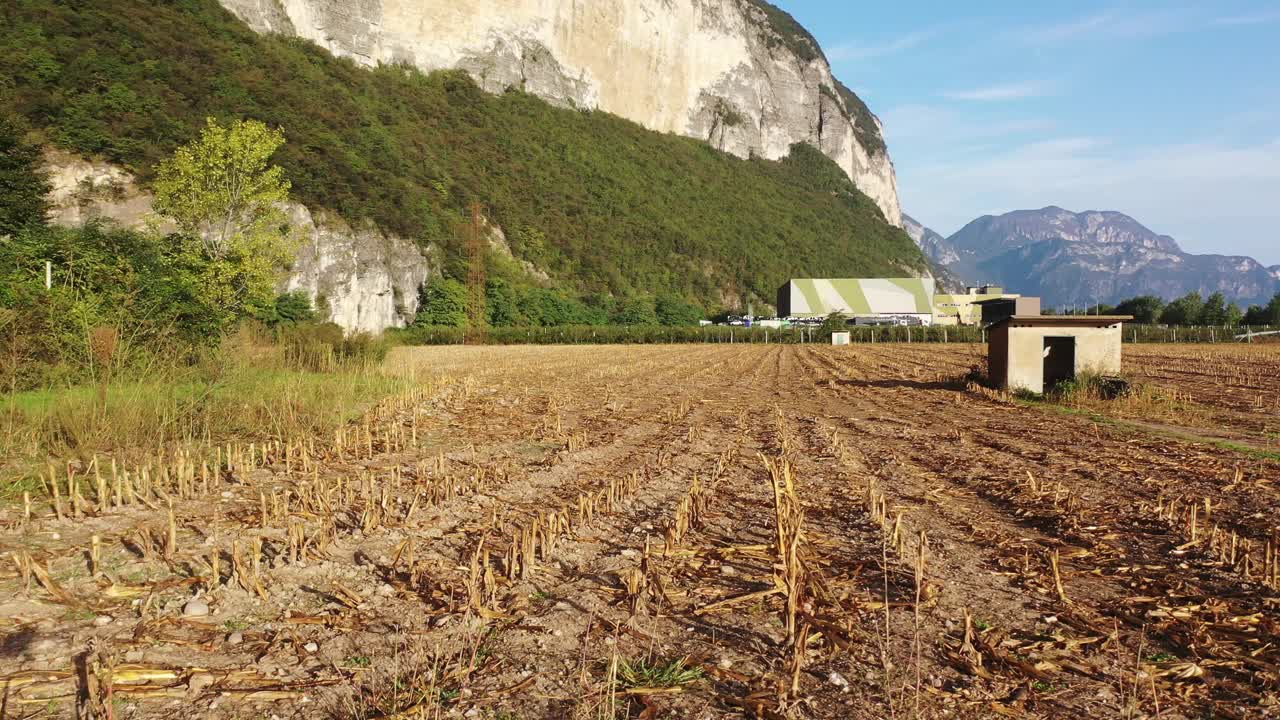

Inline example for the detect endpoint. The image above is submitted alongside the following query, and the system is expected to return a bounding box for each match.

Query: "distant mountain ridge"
[902,214,958,265]
[911,207,1278,307]
[902,214,964,292]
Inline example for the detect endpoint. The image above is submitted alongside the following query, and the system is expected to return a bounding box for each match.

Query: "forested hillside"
[1,0,925,311]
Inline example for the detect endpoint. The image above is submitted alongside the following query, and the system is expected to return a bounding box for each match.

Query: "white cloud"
[940,82,1052,102]
[899,136,1280,264]
[827,29,939,62]
[880,104,1056,144]
[1012,7,1199,45]
[1212,9,1280,26]
[1016,11,1114,44]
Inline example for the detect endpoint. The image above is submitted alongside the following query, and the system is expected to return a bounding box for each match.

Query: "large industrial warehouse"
[777,279,1019,325]
[776,278,937,324]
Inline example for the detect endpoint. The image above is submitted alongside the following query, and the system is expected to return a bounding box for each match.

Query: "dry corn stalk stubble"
[4,344,1280,720]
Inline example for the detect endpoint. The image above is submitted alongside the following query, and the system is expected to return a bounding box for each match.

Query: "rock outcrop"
[217,0,902,225]
[43,150,166,232]
[902,214,964,293]
[42,151,433,333]
[903,214,958,266]
[923,206,1280,307]
[281,206,433,333]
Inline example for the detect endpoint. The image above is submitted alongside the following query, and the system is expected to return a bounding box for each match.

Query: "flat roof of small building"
[990,315,1133,328]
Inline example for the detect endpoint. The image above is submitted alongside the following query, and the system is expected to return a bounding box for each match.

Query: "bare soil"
[2,344,1279,720]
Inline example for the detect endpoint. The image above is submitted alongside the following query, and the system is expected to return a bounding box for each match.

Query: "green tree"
[1112,295,1165,324]
[152,118,299,324]
[154,118,292,259]
[580,293,615,325]
[516,288,596,326]
[415,279,469,327]
[1159,292,1203,325]
[820,311,848,333]
[1197,292,1229,325]
[0,115,50,236]
[257,290,316,326]
[655,294,704,326]
[613,297,659,326]
[1225,302,1243,327]
[1243,293,1280,326]
[485,279,524,326]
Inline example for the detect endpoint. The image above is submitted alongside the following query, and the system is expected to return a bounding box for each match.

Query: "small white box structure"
[831,332,851,346]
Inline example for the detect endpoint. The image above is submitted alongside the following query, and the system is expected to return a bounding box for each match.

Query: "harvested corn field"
[2,343,1279,720]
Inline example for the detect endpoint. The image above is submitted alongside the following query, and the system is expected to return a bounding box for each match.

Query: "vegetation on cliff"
[743,0,823,63]
[1,0,923,314]
[834,80,887,157]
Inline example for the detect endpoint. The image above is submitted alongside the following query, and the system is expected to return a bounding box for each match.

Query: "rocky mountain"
[902,214,964,292]
[920,207,1279,307]
[903,214,958,266]
[217,0,902,226]
[9,0,926,332]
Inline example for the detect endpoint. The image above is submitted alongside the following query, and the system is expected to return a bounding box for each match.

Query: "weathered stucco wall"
[217,0,902,226]
[994,324,1125,393]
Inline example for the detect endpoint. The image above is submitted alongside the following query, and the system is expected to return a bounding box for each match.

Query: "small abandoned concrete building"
[987,315,1132,393]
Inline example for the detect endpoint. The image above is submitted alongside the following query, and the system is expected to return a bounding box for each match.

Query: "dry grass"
[1,329,407,482]
[324,634,459,720]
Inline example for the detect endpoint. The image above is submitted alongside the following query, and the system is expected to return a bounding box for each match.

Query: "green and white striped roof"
[781,278,936,316]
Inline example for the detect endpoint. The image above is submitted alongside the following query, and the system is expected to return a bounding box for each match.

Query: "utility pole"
[465,202,487,345]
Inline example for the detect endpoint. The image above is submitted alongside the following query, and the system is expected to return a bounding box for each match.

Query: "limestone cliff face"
[280,206,433,333]
[44,150,166,231]
[217,0,902,226]
[42,151,433,334]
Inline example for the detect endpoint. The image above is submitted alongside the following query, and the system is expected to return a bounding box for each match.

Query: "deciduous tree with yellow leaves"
[153,117,300,320]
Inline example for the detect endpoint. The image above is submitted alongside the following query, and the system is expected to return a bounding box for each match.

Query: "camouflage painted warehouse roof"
[778,278,936,317]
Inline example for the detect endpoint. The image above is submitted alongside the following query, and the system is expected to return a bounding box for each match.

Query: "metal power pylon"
[466,202,487,344]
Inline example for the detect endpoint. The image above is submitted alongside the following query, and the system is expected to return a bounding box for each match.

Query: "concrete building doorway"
[986,315,1132,394]
[1043,337,1076,390]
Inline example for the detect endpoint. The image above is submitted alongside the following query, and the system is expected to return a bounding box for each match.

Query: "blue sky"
[776,1,1280,265]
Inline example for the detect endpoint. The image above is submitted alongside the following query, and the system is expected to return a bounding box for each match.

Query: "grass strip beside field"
[1018,399,1280,462]
[1,361,410,488]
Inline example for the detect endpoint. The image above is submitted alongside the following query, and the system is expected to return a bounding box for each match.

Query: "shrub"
[281,322,387,371]
[613,297,659,326]
[254,290,318,326]
[415,279,469,328]
[0,222,227,389]
[339,332,389,365]
[655,294,704,326]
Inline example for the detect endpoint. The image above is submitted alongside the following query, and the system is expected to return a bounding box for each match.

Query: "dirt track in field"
[2,344,1279,720]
